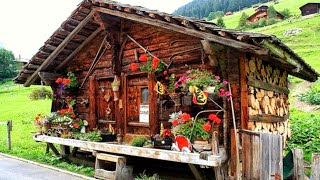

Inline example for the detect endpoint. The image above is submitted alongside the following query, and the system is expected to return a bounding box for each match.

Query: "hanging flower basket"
[111,76,120,92]
[169,93,181,106]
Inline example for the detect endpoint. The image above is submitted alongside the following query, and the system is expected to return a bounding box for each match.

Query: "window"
[141,87,148,104]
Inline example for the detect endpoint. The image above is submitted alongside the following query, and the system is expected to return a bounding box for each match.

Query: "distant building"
[225,11,233,16]
[299,3,320,16]
[247,6,284,23]
[15,55,29,66]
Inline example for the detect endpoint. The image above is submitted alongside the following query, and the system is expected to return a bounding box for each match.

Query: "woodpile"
[246,56,291,146]
[247,120,291,147]
[248,86,289,117]
[246,57,287,87]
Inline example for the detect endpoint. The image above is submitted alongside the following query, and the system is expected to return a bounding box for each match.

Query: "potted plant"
[169,112,221,142]
[55,71,79,98]
[111,76,120,92]
[100,124,116,142]
[167,74,181,106]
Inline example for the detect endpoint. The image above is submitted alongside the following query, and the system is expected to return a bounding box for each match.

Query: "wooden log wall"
[245,56,291,146]
[59,19,227,137]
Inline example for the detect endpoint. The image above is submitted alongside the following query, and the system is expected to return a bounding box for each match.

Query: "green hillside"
[216,0,320,28]
[210,0,320,73]
[252,15,320,73]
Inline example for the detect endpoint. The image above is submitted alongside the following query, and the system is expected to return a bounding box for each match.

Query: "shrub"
[238,12,249,29]
[131,136,148,147]
[29,87,52,100]
[287,110,320,161]
[298,81,320,105]
[217,17,226,28]
[281,8,291,19]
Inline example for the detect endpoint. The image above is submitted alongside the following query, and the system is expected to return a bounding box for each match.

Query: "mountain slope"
[173,0,269,19]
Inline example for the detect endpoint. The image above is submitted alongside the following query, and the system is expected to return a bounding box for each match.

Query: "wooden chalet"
[247,5,284,23]
[300,3,320,16]
[15,0,319,179]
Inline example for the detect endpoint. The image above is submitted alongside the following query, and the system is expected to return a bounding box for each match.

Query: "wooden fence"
[293,149,320,180]
[0,120,12,150]
[241,130,283,180]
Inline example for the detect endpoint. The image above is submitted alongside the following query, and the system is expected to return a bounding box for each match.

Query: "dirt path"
[289,81,320,112]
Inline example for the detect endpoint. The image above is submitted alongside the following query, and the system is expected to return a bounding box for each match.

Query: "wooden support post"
[312,153,320,180]
[47,143,60,156]
[60,145,70,156]
[88,76,97,131]
[7,120,12,150]
[293,149,305,180]
[212,132,223,180]
[188,164,203,180]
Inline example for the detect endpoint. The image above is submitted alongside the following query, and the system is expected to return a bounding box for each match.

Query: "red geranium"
[73,123,79,128]
[139,55,148,62]
[203,121,212,132]
[131,63,137,71]
[70,114,76,119]
[55,77,63,84]
[151,62,158,69]
[62,78,71,85]
[172,119,179,126]
[68,107,73,113]
[208,114,221,124]
[152,58,160,64]
[180,113,191,121]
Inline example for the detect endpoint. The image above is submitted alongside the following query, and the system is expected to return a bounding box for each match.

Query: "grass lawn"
[0,81,94,177]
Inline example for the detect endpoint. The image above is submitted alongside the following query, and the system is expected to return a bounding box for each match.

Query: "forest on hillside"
[173,0,271,19]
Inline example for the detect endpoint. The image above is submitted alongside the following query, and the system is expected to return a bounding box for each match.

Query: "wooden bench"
[94,153,133,180]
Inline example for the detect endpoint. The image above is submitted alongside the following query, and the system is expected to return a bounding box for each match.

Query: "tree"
[238,12,249,29]
[207,11,225,21]
[281,8,291,19]
[217,17,226,28]
[267,6,277,19]
[0,48,17,80]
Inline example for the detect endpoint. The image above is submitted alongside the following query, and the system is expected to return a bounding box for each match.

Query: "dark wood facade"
[15,0,319,178]
[300,3,320,16]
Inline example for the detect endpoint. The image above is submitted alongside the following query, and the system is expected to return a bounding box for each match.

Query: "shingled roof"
[15,0,319,86]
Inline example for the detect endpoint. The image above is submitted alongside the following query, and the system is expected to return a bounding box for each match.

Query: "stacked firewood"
[245,58,288,87]
[248,86,289,116]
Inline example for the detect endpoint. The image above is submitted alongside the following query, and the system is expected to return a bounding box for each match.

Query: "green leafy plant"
[135,170,161,180]
[66,72,79,88]
[29,87,53,100]
[72,131,102,142]
[298,81,320,105]
[287,109,320,161]
[131,136,149,147]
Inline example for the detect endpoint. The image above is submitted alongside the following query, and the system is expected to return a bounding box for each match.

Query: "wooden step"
[94,153,133,180]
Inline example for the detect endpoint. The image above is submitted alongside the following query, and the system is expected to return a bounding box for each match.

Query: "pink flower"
[178,76,187,84]
[225,91,232,96]
[174,82,179,88]
[223,80,228,85]
[219,88,225,92]
[215,76,220,81]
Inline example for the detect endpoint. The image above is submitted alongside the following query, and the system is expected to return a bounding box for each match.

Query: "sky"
[0,0,191,60]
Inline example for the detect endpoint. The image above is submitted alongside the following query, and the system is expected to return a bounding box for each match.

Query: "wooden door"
[125,73,152,135]
[242,130,283,180]
[96,78,116,129]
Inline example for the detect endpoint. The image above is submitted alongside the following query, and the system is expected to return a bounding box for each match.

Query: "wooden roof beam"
[94,7,268,56]
[23,11,95,87]
[55,27,103,71]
